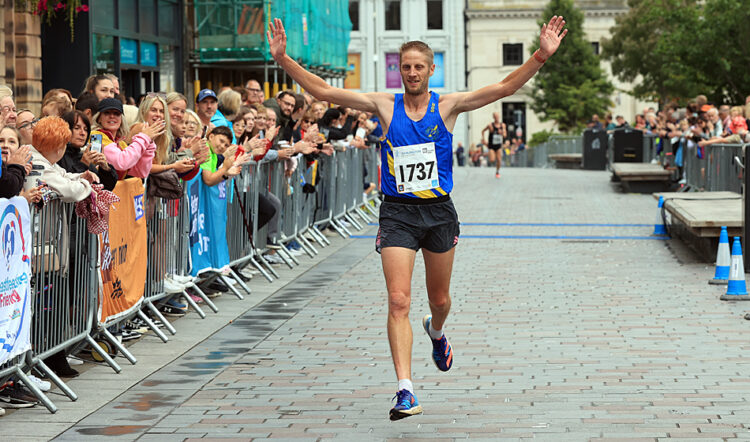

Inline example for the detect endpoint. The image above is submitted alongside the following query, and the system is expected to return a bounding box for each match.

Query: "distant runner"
[481,112,507,178]
[268,15,567,421]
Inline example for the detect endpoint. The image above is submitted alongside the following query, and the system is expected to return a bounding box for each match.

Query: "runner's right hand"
[267,18,287,60]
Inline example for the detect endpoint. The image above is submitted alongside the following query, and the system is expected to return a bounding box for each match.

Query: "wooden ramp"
[548,153,582,169]
[612,162,672,192]
[652,192,742,238]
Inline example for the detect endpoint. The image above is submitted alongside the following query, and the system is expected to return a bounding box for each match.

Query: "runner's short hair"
[399,41,434,65]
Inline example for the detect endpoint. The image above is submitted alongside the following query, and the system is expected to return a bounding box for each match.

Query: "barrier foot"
[708,279,728,285]
[307,226,328,247]
[311,226,331,246]
[189,283,219,313]
[15,366,56,413]
[218,273,245,300]
[298,234,318,257]
[275,246,296,269]
[345,212,364,230]
[181,290,207,318]
[363,200,379,218]
[227,267,252,294]
[280,242,301,265]
[101,328,137,365]
[145,302,177,335]
[249,256,274,283]
[332,217,352,237]
[307,227,328,248]
[720,294,750,301]
[84,335,121,373]
[255,253,281,279]
[138,308,171,341]
[34,359,77,402]
[355,206,372,224]
[330,218,351,238]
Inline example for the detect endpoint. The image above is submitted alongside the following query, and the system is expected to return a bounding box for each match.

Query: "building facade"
[346,0,468,148]
[466,0,654,144]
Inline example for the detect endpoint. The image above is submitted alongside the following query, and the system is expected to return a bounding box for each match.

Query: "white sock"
[397,379,414,393]
[428,321,444,340]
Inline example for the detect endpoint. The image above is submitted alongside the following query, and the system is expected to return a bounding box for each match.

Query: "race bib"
[491,133,503,145]
[393,142,439,193]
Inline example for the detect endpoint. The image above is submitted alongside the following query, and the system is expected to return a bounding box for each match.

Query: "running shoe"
[121,328,142,341]
[495,173,501,178]
[389,389,422,421]
[0,384,38,408]
[20,374,51,392]
[422,315,453,372]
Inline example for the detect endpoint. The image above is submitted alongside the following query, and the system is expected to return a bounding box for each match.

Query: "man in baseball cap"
[195,89,218,127]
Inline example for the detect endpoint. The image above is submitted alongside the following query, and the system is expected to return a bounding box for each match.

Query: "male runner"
[268,16,567,420]
[481,112,507,178]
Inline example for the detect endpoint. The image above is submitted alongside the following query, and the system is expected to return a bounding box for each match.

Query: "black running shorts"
[376,195,460,254]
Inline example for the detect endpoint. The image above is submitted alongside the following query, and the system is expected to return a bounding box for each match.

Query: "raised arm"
[445,16,568,117]
[267,19,392,116]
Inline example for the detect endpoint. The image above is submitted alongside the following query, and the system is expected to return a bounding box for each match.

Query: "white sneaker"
[163,278,186,294]
[340,220,351,227]
[263,253,284,264]
[222,276,238,286]
[21,375,51,392]
[170,274,195,284]
[239,268,257,279]
[66,357,84,366]
[289,248,305,257]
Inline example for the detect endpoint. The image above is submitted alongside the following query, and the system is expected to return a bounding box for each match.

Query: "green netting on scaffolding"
[193,0,351,72]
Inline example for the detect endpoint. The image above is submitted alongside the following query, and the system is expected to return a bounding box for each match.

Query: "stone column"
[14,11,42,114]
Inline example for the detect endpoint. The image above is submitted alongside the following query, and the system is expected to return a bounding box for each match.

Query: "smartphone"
[201,125,208,138]
[90,133,103,153]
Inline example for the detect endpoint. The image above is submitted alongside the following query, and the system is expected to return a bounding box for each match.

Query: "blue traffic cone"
[721,237,750,300]
[653,196,667,236]
[709,226,730,285]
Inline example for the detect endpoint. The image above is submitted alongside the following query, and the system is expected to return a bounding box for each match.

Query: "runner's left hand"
[539,15,568,59]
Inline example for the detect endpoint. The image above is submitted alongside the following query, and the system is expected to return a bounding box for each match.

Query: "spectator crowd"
[0,75,381,412]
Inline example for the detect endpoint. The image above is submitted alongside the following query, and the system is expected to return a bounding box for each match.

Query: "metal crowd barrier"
[26,199,98,413]
[683,143,708,191]
[2,147,378,415]
[704,144,745,193]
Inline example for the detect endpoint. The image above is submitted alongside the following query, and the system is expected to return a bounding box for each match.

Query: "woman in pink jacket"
[90,98,165,180]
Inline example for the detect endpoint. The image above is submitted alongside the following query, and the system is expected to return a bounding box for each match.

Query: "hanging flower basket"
[15,0,89,40]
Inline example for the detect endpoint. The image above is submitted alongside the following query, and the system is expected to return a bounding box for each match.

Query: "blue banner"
[187,176,230,276]
[0,197,32,365]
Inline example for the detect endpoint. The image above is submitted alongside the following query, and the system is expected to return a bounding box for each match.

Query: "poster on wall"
[429,52,445,88]
[385,53,401,89]
[345,53,361,89]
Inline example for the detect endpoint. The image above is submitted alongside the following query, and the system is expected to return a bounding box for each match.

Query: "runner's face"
[400,50,434,96]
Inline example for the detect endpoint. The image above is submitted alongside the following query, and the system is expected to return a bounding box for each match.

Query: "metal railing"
[0,144,380,414]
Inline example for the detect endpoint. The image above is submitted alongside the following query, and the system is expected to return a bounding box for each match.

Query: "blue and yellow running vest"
[380,91,454,199]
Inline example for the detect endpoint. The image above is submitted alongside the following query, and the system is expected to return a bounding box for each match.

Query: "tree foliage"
[529,0,613,133]
[602,0,750,106]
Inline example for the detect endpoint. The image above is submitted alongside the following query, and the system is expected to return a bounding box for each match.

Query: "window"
[385,0,401,30]
[427,0,443,30]
[591,41,600,55]
[503,43,523,65]
[349,1,359,31]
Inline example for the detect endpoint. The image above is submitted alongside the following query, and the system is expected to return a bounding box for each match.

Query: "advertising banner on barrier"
[0,197,32,364]
[186,176,230,276]
[98,179,148,324]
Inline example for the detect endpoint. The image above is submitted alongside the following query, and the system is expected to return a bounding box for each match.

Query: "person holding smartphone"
[59,110,117,191]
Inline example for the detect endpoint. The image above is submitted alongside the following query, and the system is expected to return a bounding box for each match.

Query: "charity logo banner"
[0,197,32,365]
[187,176,229,276]
[98,178,147,324]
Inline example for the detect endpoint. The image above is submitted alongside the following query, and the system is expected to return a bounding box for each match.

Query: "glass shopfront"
[90,0,182,99]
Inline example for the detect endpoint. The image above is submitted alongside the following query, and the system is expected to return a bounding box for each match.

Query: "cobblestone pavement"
[45,168,750,440]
